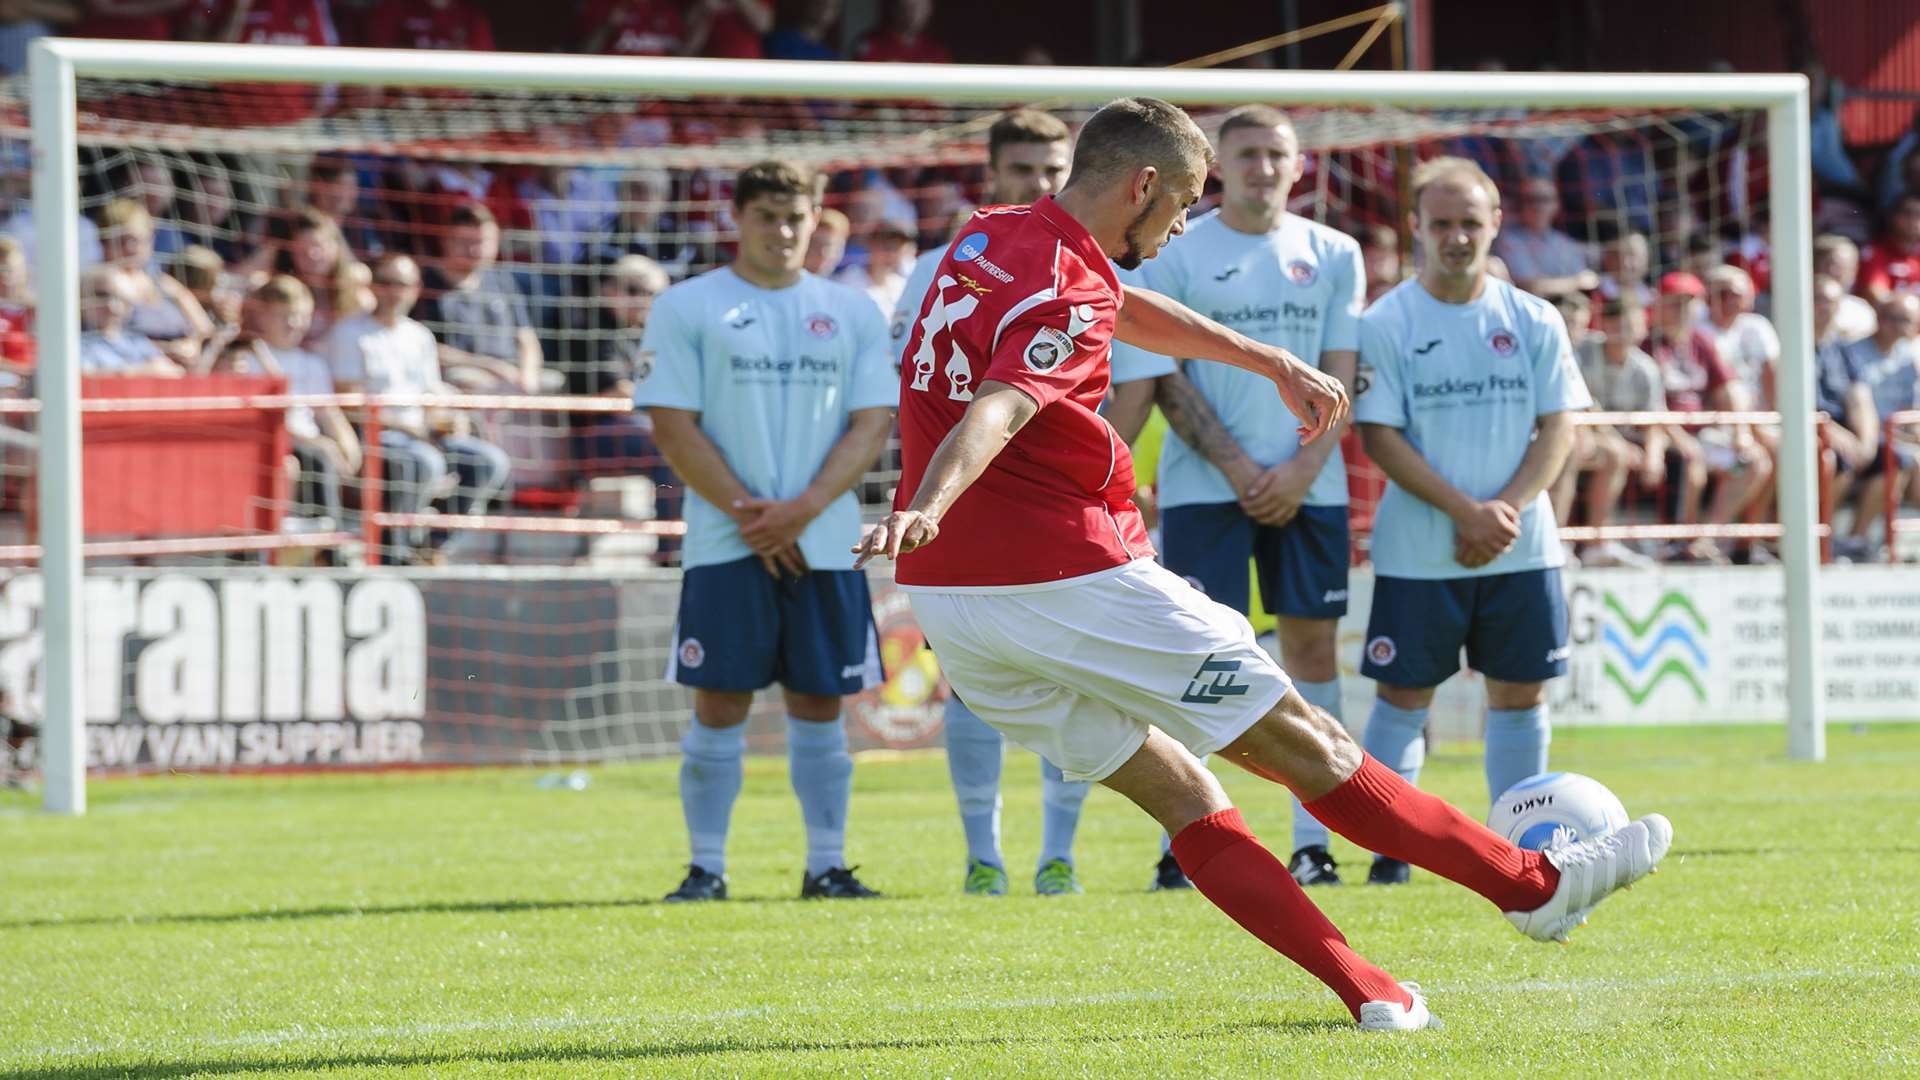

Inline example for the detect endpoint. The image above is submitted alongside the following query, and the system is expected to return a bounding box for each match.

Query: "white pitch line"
[21,964,1919,1061]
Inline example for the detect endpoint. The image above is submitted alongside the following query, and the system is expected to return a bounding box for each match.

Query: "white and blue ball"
[1487,772,1629,852]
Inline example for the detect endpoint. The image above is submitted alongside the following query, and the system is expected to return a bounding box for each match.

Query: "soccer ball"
[1487,772,1630,852]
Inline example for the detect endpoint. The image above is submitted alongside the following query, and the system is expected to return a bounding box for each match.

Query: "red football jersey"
[366,0,495,50]
[894,196,1152,587]
[578,0,685,56]
[1861,239,1920,297]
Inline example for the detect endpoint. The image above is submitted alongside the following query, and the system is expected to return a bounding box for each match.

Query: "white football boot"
[1507,813,1673,944]
[1357,982,1441,1031]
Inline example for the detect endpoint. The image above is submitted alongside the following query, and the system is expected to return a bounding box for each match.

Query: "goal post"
[25,40,1822,814]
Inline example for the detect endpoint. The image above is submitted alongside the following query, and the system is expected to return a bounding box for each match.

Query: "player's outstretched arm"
[1115,285,1348,445]
[852,382,1037,568]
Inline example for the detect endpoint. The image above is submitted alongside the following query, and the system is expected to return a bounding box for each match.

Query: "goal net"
[4,48,1821,804]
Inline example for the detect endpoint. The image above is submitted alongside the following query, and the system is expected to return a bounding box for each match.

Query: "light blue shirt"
[636,267,898,571]
[1107,264,1177,387]
[1109,212,1365,508]
[1355,277,1590,580]
[890,246,946,366]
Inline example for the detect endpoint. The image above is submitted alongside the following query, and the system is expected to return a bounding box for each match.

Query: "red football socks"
[1170,808,1409,1019]
[1305,754,1560,913]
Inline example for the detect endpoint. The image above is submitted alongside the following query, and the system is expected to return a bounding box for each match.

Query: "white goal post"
[27,40,1821,814]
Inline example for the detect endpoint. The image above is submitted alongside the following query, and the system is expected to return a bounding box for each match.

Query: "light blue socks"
[1038,758,1091,868]
[679,721,745,875]
[787,715,853,876]
[1290,678,1343,853]
[943,696,1005,867]
[1485,705,1551,806]
[1362,697,1429,785]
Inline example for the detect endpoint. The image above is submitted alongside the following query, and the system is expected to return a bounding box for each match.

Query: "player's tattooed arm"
[1153,369,1259,492]
[853,382,1036,567]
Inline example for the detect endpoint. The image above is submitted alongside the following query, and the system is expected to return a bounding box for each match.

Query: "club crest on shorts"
[1366,635,1397,666]
[806,312,838,340]
[1488,328,1519,356]
[678,637,706,669]
[1287,259,1317,286]
[1023,326,1075,373]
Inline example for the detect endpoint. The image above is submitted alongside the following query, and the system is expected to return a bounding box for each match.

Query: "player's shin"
[943,697,1007,868]
[788,716,853,876]
[680,721,746,875]
[1305,754,1559,912]
[1171,808,1409,1018]
[1485,705,1551,805]
[1037,758,1090,868]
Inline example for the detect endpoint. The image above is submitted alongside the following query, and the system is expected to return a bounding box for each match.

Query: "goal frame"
[27,40,1821,813]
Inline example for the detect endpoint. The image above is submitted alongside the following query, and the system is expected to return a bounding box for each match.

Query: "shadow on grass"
[0,892,902,930]
[9,1020,1309,1079]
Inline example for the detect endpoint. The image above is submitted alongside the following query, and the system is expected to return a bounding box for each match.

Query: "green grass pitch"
[4,724,1918,1078]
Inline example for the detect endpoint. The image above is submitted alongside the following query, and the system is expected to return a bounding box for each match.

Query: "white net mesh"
[0,73,1779,771]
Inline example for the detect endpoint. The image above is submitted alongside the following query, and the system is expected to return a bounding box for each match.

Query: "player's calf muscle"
[1219,690,1362,800]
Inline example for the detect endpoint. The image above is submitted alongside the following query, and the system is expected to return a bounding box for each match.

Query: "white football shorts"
[906,558,1294,782]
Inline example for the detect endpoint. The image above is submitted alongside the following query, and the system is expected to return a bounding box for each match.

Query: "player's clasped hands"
[733,496,813,578]
[851,511,939,569]
[1452,498,1521,568]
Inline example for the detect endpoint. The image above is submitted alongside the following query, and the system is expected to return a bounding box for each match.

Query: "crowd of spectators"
[0,1,1914,564]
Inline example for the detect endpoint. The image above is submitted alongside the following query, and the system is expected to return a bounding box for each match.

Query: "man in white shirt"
[328,252,512,562]
[1814,234,1877,344]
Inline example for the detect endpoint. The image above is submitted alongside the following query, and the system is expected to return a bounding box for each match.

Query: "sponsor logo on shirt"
[679,638,706,669]
[955,273,993,296]
[1488,328,1519,356]
[1207,302,1318,326]
[1181,653,1251,705]
[1366,635,1396,666]
[1414,338,1443,356]
[1023,326,1074,372]
[1410,373,1530,400]
[729,355,842,374]
[724,303,756,330]
[806,313,838,340]
[951,230,1015,283]
[1287,259,1317,286]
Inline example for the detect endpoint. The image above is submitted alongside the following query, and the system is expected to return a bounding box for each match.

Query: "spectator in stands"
[1557,294,1662,567]
[804,206,850,276]
[1647,270,1771,563]
[0,146,104,281]
[0,2,78,76]
[416,203,544,392]
[1495,176,1598,300]
[189,0,338,46]
[1555,130,1659,240]
[77,0,190,41]
[1840,290,1920,542]
[1597,229,1652,307]
[1861,192,1920,303]
[579,0,716,57]
[763,0,841,61]
[512,164,619,347]
[305,155,385,257]
[235,275,361,525]
[1816,234,1877,343]
[1681,232,1721,280]
[77,266,182,375]
[1555,289,1592,346]
[1701,265,1780,409]
[596,167,694,282]
[558,254,673,478]
[329,252,512,560]
[365,0,493,50]
[835,217,913,315]
[171,245,241,362]
[0,234,32,370]
[1875,118,1920,217]
[96,198,215,368]
[261,206,372,351]
[685,0,771,58]
[105,156,189,273]
[1357,222,1401,304]
[854,0,947,63]
[171,153,248,264]
[1811,275,1878,536]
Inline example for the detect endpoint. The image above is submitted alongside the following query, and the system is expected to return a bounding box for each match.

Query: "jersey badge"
[1488,329,1519,356]
[806,312,839,340]
[1023,326,1075,373]
[1287,259,1318,286]
[679,638,706,669]
[1067,303,1098,339]
[1366,636,1397,666]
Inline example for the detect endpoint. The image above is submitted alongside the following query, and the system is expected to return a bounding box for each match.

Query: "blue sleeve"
[1353,312,1407,427]
[847,298,900,412]
[1531,301,1592,415]
[1323,238,1365,353]
[632,289,703,411]
[1107,259,1179,384]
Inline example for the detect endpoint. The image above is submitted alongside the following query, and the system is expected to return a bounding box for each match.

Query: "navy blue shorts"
[1160,502,1349,619]
[1360,568,1569,688]
[668,558,883,696]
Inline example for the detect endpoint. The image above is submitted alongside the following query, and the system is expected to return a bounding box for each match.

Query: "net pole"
[1768,81,1824,763]
[28,41,86,814]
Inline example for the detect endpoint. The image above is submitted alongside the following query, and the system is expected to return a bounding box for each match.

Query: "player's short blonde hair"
[1410,156,1502,212]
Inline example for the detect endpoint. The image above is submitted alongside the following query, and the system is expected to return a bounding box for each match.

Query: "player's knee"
[693,689,754,728]
[1277,620,1339,682]
[1485,680,1547,710]
[783,691,842,722]
[1377,683,1435,711]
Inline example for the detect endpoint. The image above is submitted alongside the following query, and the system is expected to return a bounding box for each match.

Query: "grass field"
[5,724,1919,1078]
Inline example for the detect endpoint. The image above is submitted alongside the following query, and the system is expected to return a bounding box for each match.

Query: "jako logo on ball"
[1487,771,1629,852]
